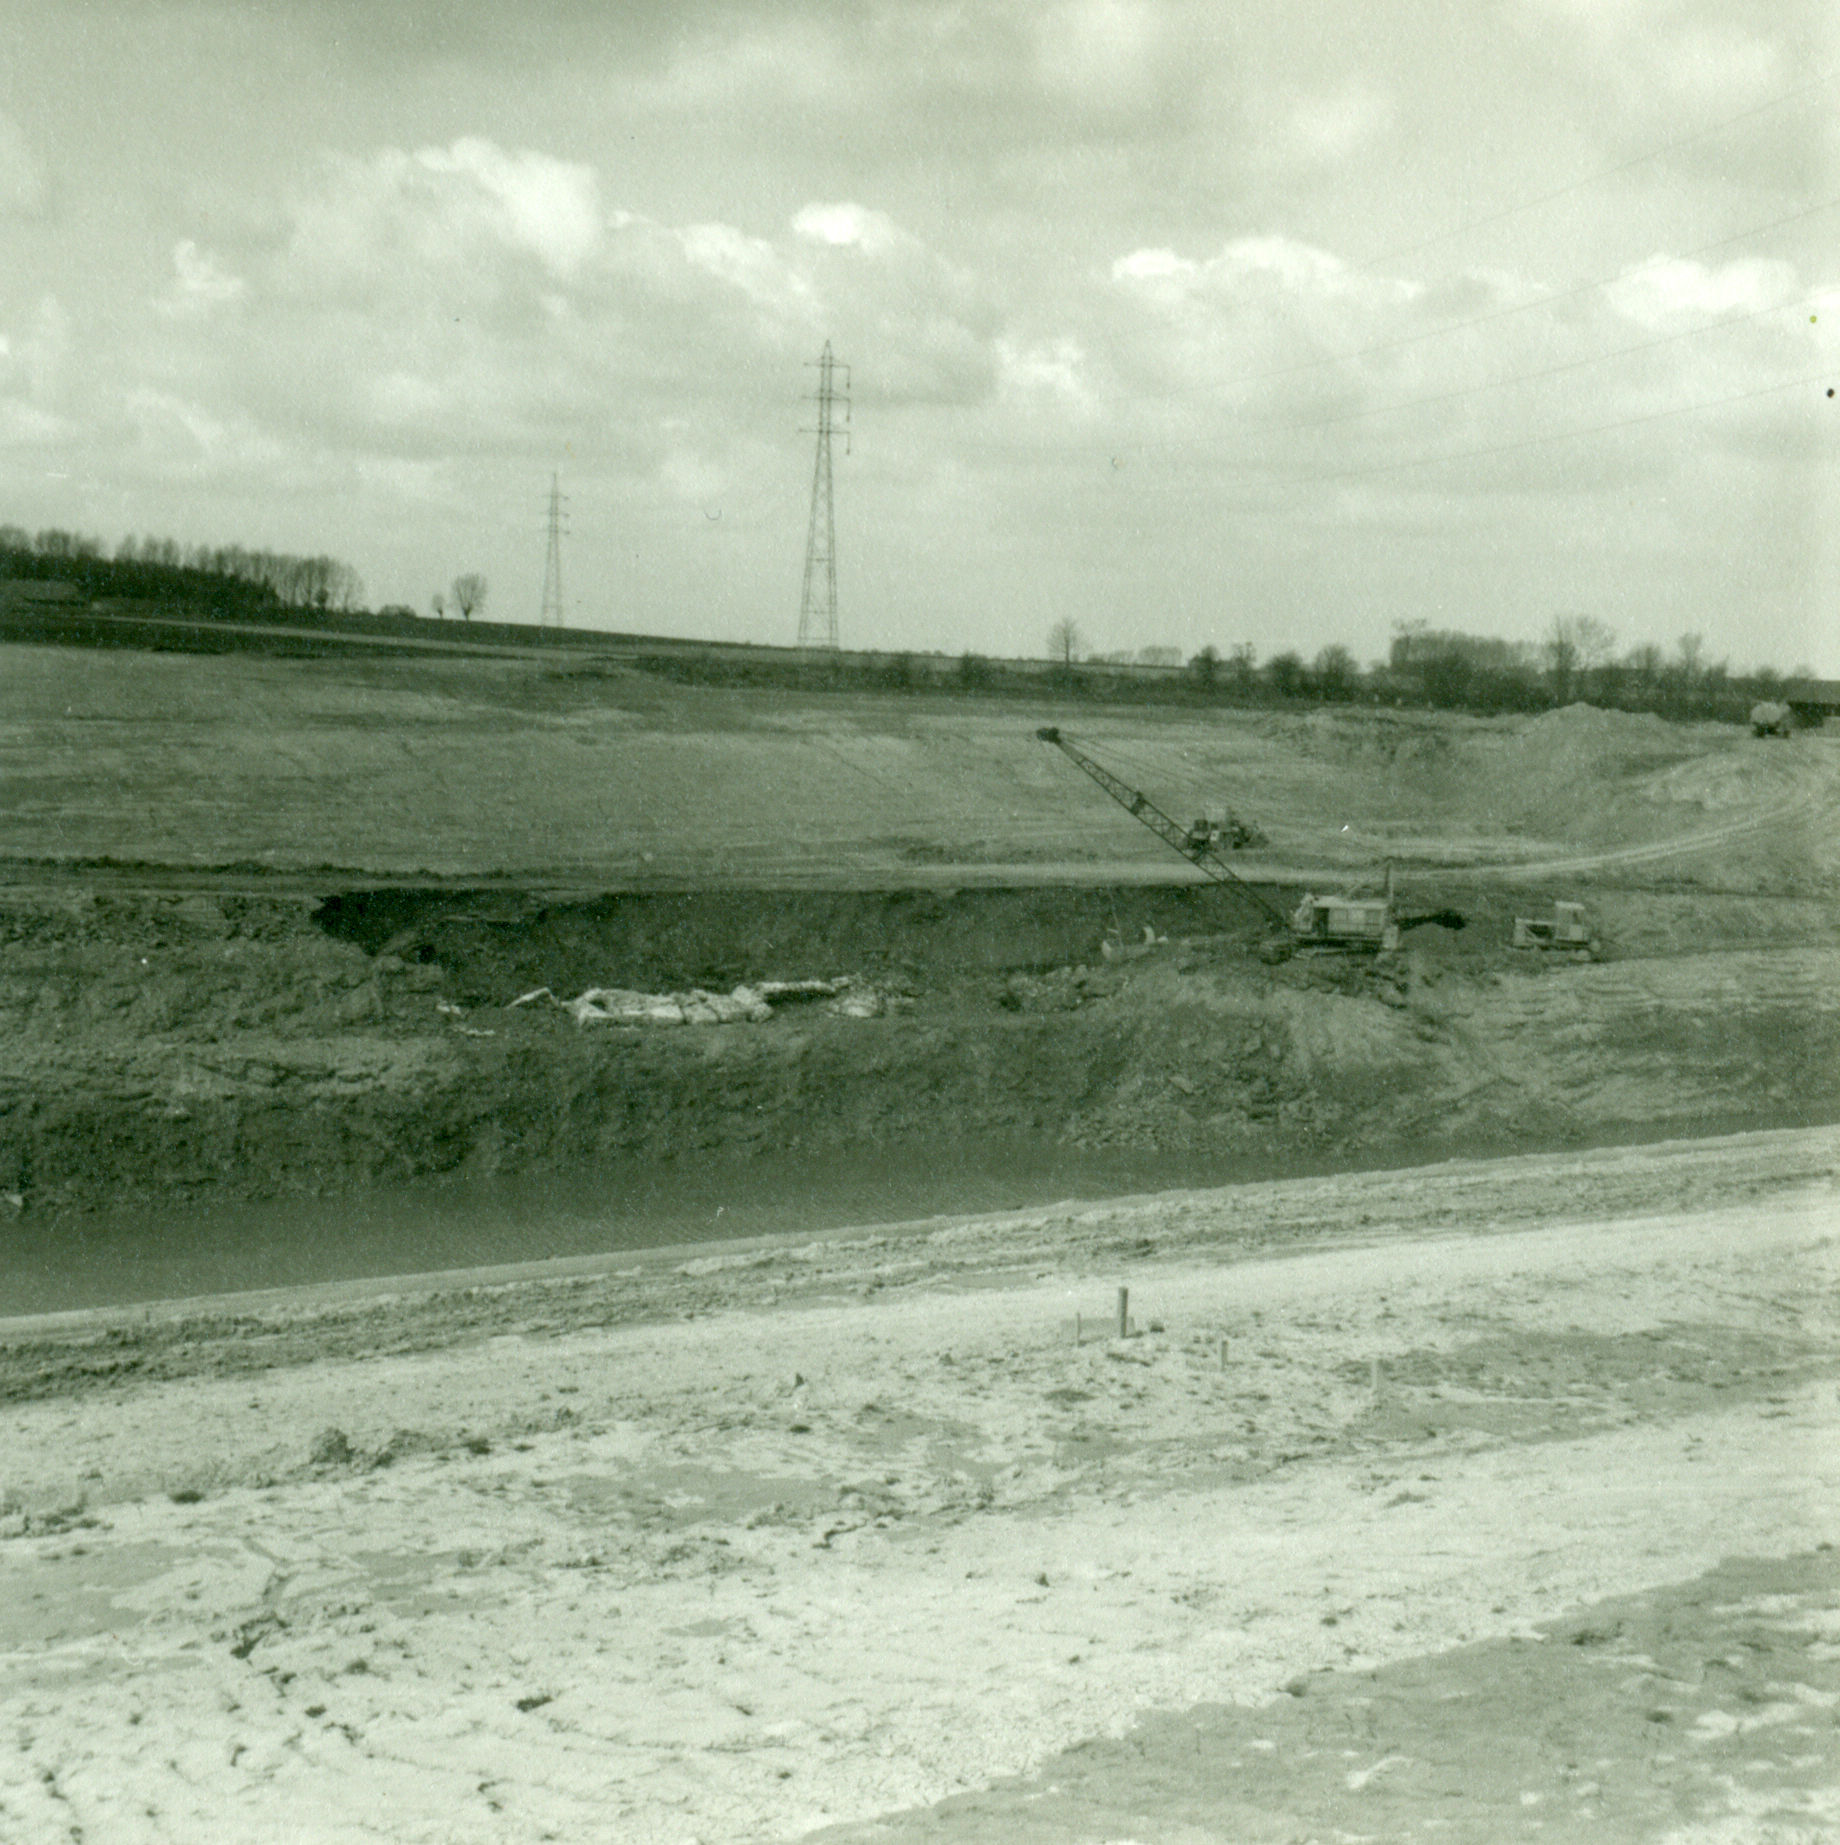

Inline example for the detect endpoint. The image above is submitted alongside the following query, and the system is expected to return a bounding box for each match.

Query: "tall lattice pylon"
[540,472,568,628]
[799,341,849,649]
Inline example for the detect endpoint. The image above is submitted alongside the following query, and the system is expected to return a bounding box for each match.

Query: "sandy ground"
[4,645,1833,889]
[2,1128,1837,1842]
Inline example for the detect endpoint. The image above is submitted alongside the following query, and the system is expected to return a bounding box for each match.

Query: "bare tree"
[1046,618,1083,666]
[1312,643,1358,701]
[1546,614,1616,704]
[430,592,446,620]
[1625,642,1665,700]
[451,573,487,621]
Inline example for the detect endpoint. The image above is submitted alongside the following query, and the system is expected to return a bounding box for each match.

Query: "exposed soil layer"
[3,880,1839,1227]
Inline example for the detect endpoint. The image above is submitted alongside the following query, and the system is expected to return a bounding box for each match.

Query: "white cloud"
[680,221,813,316]
[1606,255,1800,327]
[659,447,728,504]
[1112,248,1193,285]
[415,138,601,275]
[279,136,602,302]
[792,201,902,256]
[997,335,1096,413]
[1032,0,1171,113]
[160,240,247,317]
[1654,22,1786,107]
[1518,0,1794,125]
[123,388,286,477]
[364,370,451,428]
[1113,235,1418,311]
[5,296,71,406]
[1283,83,1395,165]
[0,296,79,446]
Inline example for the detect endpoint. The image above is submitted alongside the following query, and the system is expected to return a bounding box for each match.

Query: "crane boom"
[1035,727,1288,930]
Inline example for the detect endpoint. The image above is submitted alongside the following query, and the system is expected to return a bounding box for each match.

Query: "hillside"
[0,644,1831,889]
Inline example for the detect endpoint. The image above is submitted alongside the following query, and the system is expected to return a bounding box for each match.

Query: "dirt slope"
[2,642,1836,1228]
[2,646,1832,889]
[3,884,1838,1225]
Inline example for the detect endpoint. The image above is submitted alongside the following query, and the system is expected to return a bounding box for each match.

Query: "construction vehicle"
[1290,866,1401,952]
[1035,727,1288,933]
[1750,701,1795,738]
[1036,728,1465,953]
[1513,900,1597,954]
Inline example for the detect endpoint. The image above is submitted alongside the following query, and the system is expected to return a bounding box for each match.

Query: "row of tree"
[2,520,1812,725]
[1050,616,1814,726]
[2,525,366,616]
[2,526,497,627]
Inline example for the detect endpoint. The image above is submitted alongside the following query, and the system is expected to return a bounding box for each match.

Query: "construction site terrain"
[1,641,1836,1240]
[0,639,1837,1841]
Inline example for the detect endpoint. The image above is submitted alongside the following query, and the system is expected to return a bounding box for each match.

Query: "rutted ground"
[1,1129,1835,1842]
[3,647,1838,1840]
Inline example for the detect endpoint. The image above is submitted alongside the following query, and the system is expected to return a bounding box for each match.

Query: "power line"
[1089,70,1840,386]
[1224,366,1833,492]
[1345,68,1837,275]
[1269,287,1830,437]
[1084,192,1840,423]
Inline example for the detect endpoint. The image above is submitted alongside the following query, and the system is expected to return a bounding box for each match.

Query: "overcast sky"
[1,1,1835,671]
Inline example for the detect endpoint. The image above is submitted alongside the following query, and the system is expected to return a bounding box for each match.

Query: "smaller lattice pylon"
[540,472,569,628]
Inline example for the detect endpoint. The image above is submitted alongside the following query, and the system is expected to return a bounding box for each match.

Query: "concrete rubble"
[510,976,889,1027]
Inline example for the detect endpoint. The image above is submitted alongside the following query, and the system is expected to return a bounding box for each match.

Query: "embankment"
[1,881,1837,1228]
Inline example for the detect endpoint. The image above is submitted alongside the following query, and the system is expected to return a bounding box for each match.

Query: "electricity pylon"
[540,472,568,628]
[799,341,849,649]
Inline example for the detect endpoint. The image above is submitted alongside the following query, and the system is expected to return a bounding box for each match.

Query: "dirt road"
[3,1127,1835,1842]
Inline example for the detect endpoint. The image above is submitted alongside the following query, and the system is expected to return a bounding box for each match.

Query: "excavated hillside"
[2,878,1837,1234]
[0,645,1835,1260]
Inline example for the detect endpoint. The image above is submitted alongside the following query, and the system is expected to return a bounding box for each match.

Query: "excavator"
[1036,727,1464,952]
[1035,727,1289,935]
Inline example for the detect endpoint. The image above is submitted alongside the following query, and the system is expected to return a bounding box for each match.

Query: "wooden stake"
[1117,1287,1129,1339]
[1370,1356,1381,1396]
[1075,1312,1082,1347]
[1219,1339,1228,1370]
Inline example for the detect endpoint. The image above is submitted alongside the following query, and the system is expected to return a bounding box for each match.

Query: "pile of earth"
[1273,702,1825,877]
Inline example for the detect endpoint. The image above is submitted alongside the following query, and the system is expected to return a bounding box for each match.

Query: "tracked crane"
[1035,727,1290,932]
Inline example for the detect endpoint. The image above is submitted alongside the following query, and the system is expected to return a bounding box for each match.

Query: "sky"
[0,0,1835,673]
